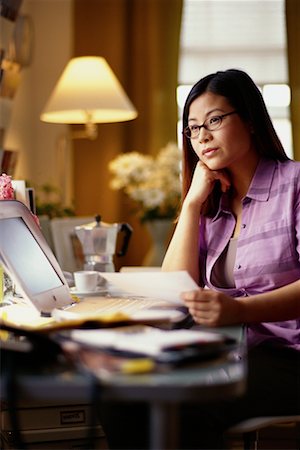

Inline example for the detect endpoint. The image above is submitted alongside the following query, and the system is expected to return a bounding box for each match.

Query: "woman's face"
[187,92,257,171]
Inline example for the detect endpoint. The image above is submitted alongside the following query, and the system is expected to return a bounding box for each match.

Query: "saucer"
[70,286,107,297]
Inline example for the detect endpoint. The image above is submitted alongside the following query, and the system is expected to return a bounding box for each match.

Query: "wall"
[4,0,73,199]
[3,0,181,268]
[71,0,182,267]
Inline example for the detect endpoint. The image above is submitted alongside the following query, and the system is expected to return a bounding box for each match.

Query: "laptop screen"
[0,200,71,313]
[0,217,63,295]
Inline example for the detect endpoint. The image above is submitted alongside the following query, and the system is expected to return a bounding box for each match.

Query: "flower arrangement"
[0,173,14,199]
[109,142,182,222]
[0,173,40,226]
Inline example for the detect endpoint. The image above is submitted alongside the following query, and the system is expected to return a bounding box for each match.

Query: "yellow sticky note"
[0,310,9,341]
[121,358,155,374]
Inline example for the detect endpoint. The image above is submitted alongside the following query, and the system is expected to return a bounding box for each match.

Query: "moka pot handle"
[117,223,133,257]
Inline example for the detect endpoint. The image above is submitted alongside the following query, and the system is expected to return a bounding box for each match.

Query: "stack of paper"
[71,325,226,357]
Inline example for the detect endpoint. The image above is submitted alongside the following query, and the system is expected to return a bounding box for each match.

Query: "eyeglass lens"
[184,111,236,139]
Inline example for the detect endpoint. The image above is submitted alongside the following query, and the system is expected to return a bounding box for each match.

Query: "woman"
[162,68,300,447]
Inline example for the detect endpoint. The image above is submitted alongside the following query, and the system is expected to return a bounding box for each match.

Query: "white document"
[11,180,29,207]
[71,326,224,357]
[99,270,199,305]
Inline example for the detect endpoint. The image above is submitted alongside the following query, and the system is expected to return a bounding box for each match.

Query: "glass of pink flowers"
[0,173,15,200]
[0,174,15,300]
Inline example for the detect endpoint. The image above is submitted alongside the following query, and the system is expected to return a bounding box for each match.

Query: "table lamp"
[40,56,138,139]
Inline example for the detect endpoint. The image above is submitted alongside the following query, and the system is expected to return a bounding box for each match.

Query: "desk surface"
[1,326,246,450]
[95,325,245,401]
[1,326,246,406]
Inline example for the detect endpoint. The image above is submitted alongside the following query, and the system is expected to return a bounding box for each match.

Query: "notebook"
[0,200,185,326]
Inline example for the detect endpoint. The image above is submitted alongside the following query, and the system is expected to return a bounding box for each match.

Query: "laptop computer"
[0,200,185,325]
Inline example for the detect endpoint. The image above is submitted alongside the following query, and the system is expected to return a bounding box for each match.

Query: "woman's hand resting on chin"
[181,288,244,327]
[185,161,231,206]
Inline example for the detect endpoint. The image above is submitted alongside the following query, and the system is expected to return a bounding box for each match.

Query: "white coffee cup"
[73,270,99,292]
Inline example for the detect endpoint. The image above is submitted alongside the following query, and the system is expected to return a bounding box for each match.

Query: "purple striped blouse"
[199,158,300,350]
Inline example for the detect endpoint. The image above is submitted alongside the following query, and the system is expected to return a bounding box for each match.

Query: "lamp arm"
[71,122,98,140]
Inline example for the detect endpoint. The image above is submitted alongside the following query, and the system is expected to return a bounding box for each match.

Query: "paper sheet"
[99,270,199,305]
[71,325,224,357]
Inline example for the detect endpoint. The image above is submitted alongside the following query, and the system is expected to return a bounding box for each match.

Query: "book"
[0,148,18,176]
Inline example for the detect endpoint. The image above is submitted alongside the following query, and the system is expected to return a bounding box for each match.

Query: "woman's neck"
[228,153,260,200]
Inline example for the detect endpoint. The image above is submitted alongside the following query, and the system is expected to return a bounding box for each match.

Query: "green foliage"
[31,182,75,218]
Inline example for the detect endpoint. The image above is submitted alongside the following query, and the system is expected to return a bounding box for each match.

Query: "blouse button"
[241,223,246,228]
[237,264,242,269]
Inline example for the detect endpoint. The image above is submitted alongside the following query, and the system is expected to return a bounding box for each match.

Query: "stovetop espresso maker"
[75,215,132,272]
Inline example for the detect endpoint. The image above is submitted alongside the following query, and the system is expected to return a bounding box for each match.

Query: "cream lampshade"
[40,56,138,139]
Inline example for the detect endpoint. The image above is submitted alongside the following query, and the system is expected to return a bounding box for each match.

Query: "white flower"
[130,188,166,209]
[109,152,153,189]
[109,142,182,221]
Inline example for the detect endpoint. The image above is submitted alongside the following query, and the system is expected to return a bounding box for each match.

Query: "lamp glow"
[40,56,137,139]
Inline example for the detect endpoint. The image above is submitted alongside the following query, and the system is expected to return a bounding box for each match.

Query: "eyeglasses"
[183,111,237,139]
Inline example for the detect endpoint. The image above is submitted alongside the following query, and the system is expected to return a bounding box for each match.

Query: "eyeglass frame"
[183,110,238,139]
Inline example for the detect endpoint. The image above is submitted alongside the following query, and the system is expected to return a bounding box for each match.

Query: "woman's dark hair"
[181,69,289,216]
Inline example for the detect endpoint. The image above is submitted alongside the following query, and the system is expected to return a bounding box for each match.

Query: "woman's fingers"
[186,161,231,205]
[181,289,226,326]
[212,170,231,192]
[182,288,243,327]
[182,290,216,315]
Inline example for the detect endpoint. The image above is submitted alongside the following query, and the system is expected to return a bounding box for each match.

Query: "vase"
[143,219,173,267]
